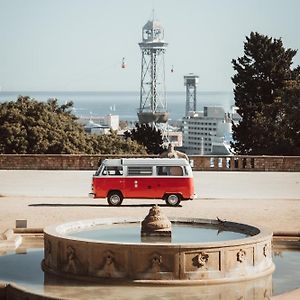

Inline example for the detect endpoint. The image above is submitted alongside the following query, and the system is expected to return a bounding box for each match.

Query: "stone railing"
[0,154,150,171]
[190,155,300,172]
[0,154,299,171]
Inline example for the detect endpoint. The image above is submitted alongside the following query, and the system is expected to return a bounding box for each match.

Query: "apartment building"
[182,106,237,155]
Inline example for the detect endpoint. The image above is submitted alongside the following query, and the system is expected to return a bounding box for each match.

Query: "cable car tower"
[138,16,169,130]
[184,74,199,116]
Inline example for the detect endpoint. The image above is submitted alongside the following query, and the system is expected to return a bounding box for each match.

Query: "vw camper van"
[90,158,194,206]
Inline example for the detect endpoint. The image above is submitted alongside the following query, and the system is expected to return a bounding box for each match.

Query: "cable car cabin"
[90,158,195,206]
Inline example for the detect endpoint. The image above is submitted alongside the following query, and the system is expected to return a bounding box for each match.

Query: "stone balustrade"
[0,154,299,171]
[190,155,300,172]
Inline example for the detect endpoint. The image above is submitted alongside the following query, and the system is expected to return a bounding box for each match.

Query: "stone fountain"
[42,205,274,286]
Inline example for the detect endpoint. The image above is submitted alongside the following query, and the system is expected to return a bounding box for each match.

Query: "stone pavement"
[0,170,299,233]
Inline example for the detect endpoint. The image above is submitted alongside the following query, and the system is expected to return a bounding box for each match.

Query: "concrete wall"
[0,154,299,171]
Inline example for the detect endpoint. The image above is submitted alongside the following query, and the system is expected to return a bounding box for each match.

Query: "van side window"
[128,166,152,176]
[157,166,184,176]
[102,166,123,176]
[157,166,168,175]
[169,166,183,176]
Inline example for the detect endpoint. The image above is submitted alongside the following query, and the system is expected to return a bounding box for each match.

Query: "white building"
[83,119,110,135]
[104,114,119,131]
[78,114,120,134]
[182,106,237,155]
[168,131,183,147]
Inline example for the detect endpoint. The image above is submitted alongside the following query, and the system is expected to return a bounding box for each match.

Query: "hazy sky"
[0,0,299,92]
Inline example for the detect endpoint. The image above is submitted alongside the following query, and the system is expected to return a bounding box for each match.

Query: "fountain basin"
[42,217,274,284]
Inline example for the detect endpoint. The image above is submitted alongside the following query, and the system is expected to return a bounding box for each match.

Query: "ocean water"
[0,91,234,121]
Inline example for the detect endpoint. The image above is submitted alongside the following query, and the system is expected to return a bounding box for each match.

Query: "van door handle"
[147,185,152,189]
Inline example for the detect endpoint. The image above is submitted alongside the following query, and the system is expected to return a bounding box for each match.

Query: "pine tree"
[231,32,299,155]
[124,123,165,154]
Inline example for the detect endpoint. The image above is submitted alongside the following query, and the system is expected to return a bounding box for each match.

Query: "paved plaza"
[0,170,299,234]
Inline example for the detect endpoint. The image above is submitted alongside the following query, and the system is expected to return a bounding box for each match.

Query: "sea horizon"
[0,90,235,121]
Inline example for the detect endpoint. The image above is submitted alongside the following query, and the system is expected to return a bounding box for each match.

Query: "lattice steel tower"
[138,17,168,124]
[184,74,199,116]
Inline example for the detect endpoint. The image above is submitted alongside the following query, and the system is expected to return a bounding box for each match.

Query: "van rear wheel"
[107,191,123,206]
[165,194,181,207]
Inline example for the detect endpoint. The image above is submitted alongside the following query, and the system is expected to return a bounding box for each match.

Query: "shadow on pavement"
[28,203,181,208]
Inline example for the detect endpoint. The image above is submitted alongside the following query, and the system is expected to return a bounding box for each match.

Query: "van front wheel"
[107,191,123,206]
[165,194,181,207]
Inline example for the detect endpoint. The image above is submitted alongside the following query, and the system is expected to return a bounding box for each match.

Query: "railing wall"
[0,154,299,171]
[190,155,300,171]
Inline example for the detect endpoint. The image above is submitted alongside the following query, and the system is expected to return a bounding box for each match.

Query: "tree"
[90,130,147,155]
[0,96,147,155]
[273,80,300,154]
[0,96,92,154]
[124,123,165,154]
[231,32,300,155]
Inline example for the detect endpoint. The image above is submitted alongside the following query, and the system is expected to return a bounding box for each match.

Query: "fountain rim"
[43,217,273,247]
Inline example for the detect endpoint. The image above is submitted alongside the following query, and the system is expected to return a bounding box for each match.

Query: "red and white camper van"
[90,158,194,206]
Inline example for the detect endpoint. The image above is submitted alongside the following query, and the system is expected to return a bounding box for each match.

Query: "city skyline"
[0,0,299,92]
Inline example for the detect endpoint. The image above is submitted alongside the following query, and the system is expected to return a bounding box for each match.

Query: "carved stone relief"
[139,252,171,279]
[237,249,246,263]
[263,244,270,257]
[63,245,82,274]
[95,250,125,278]
[193,252,209,268]
[149,253,163,273]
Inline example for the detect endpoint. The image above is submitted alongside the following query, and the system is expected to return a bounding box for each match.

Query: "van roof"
[102,158,189,166]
